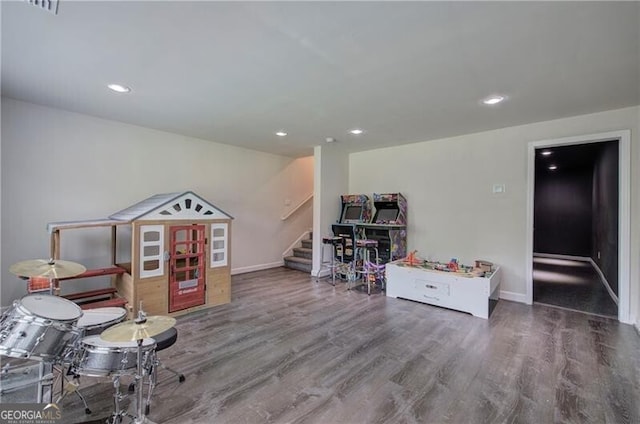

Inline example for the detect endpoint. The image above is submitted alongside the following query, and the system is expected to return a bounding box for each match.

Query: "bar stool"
[316,236,344,286]
[352,239,380,294]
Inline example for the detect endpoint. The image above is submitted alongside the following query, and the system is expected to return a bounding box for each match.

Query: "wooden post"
[111,225,117,266]
[50,230,60,260]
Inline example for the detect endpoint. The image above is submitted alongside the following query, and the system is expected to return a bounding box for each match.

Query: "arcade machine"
[360,193,407,263]
[331,194,372,263]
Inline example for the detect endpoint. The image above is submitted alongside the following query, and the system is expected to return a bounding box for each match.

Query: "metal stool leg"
[157,361,186,382]
[317,237,342,286]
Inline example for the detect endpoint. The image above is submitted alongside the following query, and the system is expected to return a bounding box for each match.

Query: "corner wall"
[0,98,314,306]
[349,106,639,319]
[312,143,349,276]
[592,141,620,294]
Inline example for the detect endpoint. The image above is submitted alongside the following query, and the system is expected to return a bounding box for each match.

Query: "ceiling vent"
[24,0,59,15]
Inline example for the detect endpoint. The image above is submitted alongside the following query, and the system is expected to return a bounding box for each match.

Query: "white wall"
[312,143,349,275]
[349,106,639,320]
[636,106,640,331]
[1,98,313,306]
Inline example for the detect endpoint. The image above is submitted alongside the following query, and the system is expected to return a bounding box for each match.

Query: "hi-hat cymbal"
[100,316,176,342]
[9,259,86,279]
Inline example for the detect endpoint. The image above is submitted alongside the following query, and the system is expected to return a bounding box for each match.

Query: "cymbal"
[9,259,86,279]
[100,316,176,342]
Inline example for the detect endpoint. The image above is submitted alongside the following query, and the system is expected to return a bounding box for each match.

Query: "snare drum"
[76,307,127,336]
[0,294,82,361]
[73,336,155,377]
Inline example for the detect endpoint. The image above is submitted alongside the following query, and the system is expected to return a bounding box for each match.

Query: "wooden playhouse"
[48,191,233,317]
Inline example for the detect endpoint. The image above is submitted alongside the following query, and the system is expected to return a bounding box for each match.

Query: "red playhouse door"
[169,225,206,313]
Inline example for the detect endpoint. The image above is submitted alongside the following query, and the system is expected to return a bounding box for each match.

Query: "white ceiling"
[2,1,639,158]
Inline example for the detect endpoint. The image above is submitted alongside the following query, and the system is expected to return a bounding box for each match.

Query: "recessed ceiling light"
[325,137,336,143]
[107,83,131,93]
[275,131,287,137]
[349,129,364,135]
[548,165,558,170]
[482,95,505,105]
[541,150,553,156]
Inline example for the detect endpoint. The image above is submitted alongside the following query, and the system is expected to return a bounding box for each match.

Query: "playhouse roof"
[109,191,234,221]
[48,191,233,233]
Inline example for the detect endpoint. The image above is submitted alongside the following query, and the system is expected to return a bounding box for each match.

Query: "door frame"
[525,130,631,323]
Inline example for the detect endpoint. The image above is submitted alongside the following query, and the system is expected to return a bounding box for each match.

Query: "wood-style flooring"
[53,267,640,423]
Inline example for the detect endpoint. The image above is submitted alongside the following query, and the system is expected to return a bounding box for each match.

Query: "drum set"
[0,259,181,424]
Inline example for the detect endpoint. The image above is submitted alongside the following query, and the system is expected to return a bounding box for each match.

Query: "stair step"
[293,247,312,259]
[301,239,313,249]
[284,256,312,273]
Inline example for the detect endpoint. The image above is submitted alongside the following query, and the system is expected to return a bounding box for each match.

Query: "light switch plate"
[492,184,506,194]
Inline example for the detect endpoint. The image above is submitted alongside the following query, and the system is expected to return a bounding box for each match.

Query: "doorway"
[526,130,631,323]
[533,142,618,316]
[169,225,206,313]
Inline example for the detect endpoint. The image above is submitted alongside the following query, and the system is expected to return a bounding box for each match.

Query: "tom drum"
[75,307,127,336]
[0,294,82,361]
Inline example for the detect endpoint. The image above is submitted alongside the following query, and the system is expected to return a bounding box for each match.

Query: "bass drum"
[73,336,156,377]
[0,294,82,361]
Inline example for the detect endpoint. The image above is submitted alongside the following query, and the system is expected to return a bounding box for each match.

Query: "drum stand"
[54,366,91,414]
[0,361,51,398]
[100,306,174,424]
[0,358,94,414]
[109,374,132,424]
[37,361,54,403]
[108,335,154,423]
[136,349,185,415]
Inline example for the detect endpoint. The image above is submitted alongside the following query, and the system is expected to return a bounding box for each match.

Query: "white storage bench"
[386,261,501,319]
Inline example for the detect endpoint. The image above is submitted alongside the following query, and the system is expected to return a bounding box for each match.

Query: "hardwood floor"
[54,267,640,423]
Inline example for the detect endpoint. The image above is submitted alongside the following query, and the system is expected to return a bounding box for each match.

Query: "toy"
[447,258,459,272]
[403,250,421,266]
[47,191,233,317]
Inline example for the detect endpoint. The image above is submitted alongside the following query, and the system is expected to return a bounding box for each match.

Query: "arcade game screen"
[375,208,399,223]
[343,205,362,222]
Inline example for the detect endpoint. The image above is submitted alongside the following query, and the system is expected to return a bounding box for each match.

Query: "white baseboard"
[231,261,284,275]
[533,252,591,262]
[312,268,330,278]
[500,290,527,304]
[587,258,618,305]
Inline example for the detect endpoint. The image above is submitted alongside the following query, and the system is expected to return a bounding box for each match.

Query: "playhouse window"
[144,245,160,256]
[140,225,164,278]
[144,232,160,242]
[143,260,160,271]
[210,223,228,268]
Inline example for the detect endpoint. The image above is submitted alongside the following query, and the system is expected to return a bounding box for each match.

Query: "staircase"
[284,236,313,273]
